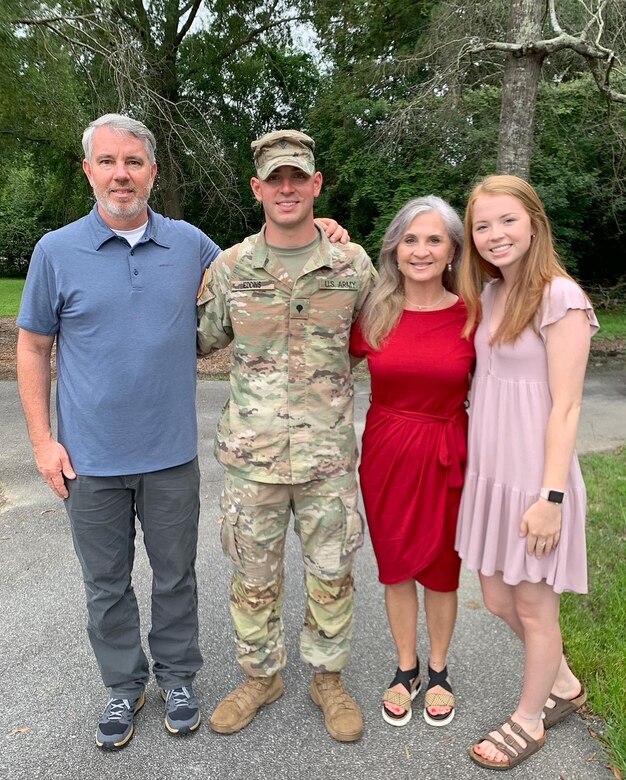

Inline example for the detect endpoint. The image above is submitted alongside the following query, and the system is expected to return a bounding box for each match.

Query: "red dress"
[350,300,475,588]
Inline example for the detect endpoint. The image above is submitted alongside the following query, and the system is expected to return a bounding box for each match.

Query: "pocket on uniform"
[339,485,364,561]
[218,488,242,566]
[303,475,364,576]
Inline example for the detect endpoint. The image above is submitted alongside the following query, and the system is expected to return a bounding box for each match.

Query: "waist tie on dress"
[370,402,467,489]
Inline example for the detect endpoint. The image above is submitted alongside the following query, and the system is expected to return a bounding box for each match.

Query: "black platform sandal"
[381,657,422,727]
[423,664,455,727]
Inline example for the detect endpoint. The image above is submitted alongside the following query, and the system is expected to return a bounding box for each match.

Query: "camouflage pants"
[219,470,364,677]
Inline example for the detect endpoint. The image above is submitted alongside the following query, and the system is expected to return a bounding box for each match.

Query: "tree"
[302,0,626,277]
[384,0,626,179]
[8,0,317,218]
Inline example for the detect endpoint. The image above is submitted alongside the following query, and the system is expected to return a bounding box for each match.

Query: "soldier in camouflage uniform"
[197,130,376,742]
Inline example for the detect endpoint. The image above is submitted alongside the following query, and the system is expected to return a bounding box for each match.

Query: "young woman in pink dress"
[350,196,475,728]
[456,175,598,770]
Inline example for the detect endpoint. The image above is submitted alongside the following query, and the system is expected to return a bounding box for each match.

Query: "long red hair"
[460,175,572,343]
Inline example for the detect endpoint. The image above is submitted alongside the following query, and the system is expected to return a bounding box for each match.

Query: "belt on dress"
[369,402,467,488]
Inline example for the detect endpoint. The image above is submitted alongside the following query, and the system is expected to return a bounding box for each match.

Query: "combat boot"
[310,671,363,742]
[210,673,284,734]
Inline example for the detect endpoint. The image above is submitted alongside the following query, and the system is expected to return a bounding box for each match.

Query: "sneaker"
[310,672,363,742]
[95,693,145,751]
[210,674,284,734]
[160,686,201,735]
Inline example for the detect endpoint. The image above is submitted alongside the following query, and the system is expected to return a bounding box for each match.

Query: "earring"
[531,234,536,239]
[447,263,452,273]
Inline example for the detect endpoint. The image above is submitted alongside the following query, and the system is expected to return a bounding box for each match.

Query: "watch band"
[539,488,565,504]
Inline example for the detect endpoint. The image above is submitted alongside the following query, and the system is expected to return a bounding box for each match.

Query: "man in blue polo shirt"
[16,114,219,750]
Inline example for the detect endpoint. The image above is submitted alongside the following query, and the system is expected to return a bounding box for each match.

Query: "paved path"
[1,369,624,780]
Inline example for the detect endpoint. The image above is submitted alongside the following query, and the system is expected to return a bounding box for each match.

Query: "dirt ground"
[2,316,624,381]
[0,317,233,380]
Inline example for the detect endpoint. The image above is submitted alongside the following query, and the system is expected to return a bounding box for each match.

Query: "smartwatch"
[539,488,565,504]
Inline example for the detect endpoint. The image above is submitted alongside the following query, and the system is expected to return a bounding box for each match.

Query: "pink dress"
[455,277,599,594]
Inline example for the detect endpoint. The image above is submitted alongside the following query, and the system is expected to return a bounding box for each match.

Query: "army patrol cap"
[251,130,316,180]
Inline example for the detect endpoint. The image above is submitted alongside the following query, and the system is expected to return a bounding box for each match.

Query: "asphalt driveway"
[1,370,624,780]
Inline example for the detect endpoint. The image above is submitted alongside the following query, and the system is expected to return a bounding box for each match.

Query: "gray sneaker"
[160,686,201,735]
[95,693,145,751]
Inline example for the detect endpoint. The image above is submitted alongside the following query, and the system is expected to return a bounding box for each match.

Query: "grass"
[595,309,626,341]
[0,278,25,317]
[561,447,626,774]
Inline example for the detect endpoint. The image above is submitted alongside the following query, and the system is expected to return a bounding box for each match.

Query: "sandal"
[381,657,421,727]
[468,718,545,770]
[543,687,587,729]
[423,664,455,727]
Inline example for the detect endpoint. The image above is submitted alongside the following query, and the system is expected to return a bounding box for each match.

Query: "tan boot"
[310,672,363,742]
[210,674,284,734]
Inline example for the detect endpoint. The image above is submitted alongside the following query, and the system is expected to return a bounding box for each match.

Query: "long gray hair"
[82,114,157,164]
[360,196,463,349]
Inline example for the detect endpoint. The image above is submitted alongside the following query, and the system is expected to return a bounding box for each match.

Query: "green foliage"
[1,0,626,284]
[312,0,437,63]
[0,0,97,268]
[531,77,626,280]
[0,148,91,274]
[0,1,92,149]
[562,447,626,774]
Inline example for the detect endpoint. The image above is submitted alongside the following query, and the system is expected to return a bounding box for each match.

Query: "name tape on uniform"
[231,280,276,291]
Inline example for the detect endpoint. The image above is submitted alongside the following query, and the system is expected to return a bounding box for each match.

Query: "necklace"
[404,288,447,310]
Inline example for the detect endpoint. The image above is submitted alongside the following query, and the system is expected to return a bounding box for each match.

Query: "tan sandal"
[423,665,455,727]
[381,658,421,727]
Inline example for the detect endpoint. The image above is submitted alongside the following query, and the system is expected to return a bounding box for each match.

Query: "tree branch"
[592,0,608,48]
[219,14,312,61]
[176,0,203,47]
[466,31,616,61]
[585,55,626,104]
[14,17,103,56]
[548,0,563,36]
[110,2,150,49]
[0,129,51,144]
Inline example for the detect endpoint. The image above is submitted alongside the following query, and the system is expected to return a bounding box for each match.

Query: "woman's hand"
[519,499,562,558]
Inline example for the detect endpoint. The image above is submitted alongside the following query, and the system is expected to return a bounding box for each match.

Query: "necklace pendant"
[404,288,447,310]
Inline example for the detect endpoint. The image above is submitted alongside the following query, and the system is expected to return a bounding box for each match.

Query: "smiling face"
[396,210,455,291]
[82,125,157,230]
[250,165,322,245]
[470,193,533,279]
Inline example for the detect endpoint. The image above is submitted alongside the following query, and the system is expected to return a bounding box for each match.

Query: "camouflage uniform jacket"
[197,226,376,484]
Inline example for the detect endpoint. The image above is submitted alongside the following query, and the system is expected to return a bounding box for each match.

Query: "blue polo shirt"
[18,205,220,476]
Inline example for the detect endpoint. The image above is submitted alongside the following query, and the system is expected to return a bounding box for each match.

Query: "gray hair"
[380,195,464,287]
[359,195,464,350]
[82,114,157,164]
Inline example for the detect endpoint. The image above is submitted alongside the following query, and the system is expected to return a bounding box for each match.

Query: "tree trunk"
[496,0,545,179]
[151,56,184,220]
[156,148,184,219]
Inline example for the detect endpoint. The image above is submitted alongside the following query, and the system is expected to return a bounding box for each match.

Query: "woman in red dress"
[350,196,475,727]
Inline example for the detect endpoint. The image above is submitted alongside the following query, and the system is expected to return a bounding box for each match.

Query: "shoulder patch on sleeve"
[197,268,216,306]
[197,268,209,300]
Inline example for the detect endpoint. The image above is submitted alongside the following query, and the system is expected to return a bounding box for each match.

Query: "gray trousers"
[65,458,203,698]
